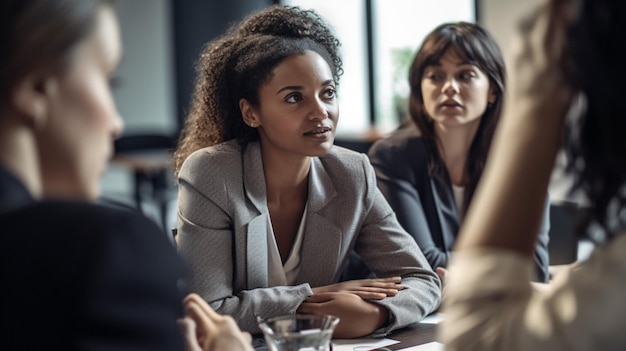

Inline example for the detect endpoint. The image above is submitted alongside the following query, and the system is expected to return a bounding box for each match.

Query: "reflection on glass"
[282,0,369,136]
[373,0,475,133]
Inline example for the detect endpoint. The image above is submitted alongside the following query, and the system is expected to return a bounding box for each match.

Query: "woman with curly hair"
[442,0,626,349]
[173,5,441,339]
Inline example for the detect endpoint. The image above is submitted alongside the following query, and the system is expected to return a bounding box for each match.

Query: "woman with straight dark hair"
[363,22,550,281]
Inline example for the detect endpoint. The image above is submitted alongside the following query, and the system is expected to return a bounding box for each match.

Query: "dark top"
[366,124,550,282]
[0,167,187,350]
[0,165,35,214]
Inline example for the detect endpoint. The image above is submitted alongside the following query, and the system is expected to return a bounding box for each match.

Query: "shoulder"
[2,201,181,264]
[369,123,427,160]
[178,140,244,195]
[321,145,370,178]
[318,146,379,199]
[180,139,242,177]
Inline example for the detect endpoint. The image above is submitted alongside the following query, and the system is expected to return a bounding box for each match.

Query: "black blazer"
[0,171,187,350]
[367,124,551,282]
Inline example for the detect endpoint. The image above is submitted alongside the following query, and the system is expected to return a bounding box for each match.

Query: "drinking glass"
[257,314,340,351]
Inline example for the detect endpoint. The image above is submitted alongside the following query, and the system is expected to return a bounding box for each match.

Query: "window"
[281,0,476,136]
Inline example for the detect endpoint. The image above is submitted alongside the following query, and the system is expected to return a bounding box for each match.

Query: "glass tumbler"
[257,314,340,351]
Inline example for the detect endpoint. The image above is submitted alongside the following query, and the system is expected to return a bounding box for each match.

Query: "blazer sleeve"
[368,139,449,270]
[352,154,442,336]
[176,151,312,333]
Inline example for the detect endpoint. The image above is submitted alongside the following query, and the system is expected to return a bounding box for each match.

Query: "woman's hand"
[311,277,403,300]
[181,293,253,351]
[507,0,577,120]
[297,292,389,338]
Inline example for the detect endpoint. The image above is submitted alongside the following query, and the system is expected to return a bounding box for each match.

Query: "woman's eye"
[459,71,476,80]
[426,73,442,81]
[285,94,302,103]
[323,88,336,99]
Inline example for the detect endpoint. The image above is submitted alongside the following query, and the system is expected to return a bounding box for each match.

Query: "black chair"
[548,201,587,265]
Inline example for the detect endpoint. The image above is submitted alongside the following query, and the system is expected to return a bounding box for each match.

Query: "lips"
[304,126,332,135]
[439,100,462,108]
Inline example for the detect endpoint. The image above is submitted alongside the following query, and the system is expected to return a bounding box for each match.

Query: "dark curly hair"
[408,22,506,212]
[563,0,626,240]
[173,5,343,175]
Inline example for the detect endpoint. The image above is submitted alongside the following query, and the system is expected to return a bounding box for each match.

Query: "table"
[386,322,439,350]
[110,149,174,232]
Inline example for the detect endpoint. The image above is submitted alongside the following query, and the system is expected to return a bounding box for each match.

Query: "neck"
[0,116,42,199]
[435,121,480,186]
[261,147,310,204]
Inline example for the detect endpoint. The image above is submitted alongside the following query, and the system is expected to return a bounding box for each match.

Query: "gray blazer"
[176,140,441,335]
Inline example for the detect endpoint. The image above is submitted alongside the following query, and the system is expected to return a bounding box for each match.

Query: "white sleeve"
[442,235,626,351]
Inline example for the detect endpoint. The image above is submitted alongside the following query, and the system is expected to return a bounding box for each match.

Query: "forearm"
[213,284,313,333]
[456,98,567,256]
[370,274,441,337]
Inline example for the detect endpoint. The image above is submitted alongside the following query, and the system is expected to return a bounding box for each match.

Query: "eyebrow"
[275,79,335,95]
[428,60,473,68]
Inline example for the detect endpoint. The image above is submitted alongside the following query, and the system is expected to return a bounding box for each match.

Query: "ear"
[239,98,259,128]
[11,74,56,130]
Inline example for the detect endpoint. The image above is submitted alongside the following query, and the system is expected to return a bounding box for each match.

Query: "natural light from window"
[281,0,475,137]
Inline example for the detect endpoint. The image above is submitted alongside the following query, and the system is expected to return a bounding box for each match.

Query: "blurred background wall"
[105,0,584,242]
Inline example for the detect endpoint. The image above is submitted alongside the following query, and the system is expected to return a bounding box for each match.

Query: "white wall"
[112,0,177,136]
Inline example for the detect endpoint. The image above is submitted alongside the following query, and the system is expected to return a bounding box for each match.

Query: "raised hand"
[508,0,577,118]
[311,276,404,300]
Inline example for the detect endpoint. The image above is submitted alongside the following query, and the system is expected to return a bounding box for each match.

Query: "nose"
[308,97,329,121]
[442,77,460,96]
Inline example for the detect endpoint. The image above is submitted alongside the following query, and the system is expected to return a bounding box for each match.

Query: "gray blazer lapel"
[241,142,269,289]
[245,214,269,288]
[243,142,267,213]
[296,157,342,286]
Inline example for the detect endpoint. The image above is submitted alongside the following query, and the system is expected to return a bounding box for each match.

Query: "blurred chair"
[548,200,588,265]
[109,133,177,232]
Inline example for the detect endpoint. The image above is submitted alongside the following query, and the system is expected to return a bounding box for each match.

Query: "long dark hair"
[0,0,112,108]
[563,0,626,240]
[173,5,343,175]
[408,21,506,211]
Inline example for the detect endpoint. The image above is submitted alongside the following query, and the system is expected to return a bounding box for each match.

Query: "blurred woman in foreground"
[0,1,251,350]
[442,0,626,349]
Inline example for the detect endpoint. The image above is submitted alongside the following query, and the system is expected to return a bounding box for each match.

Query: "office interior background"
[102,0,591,262]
